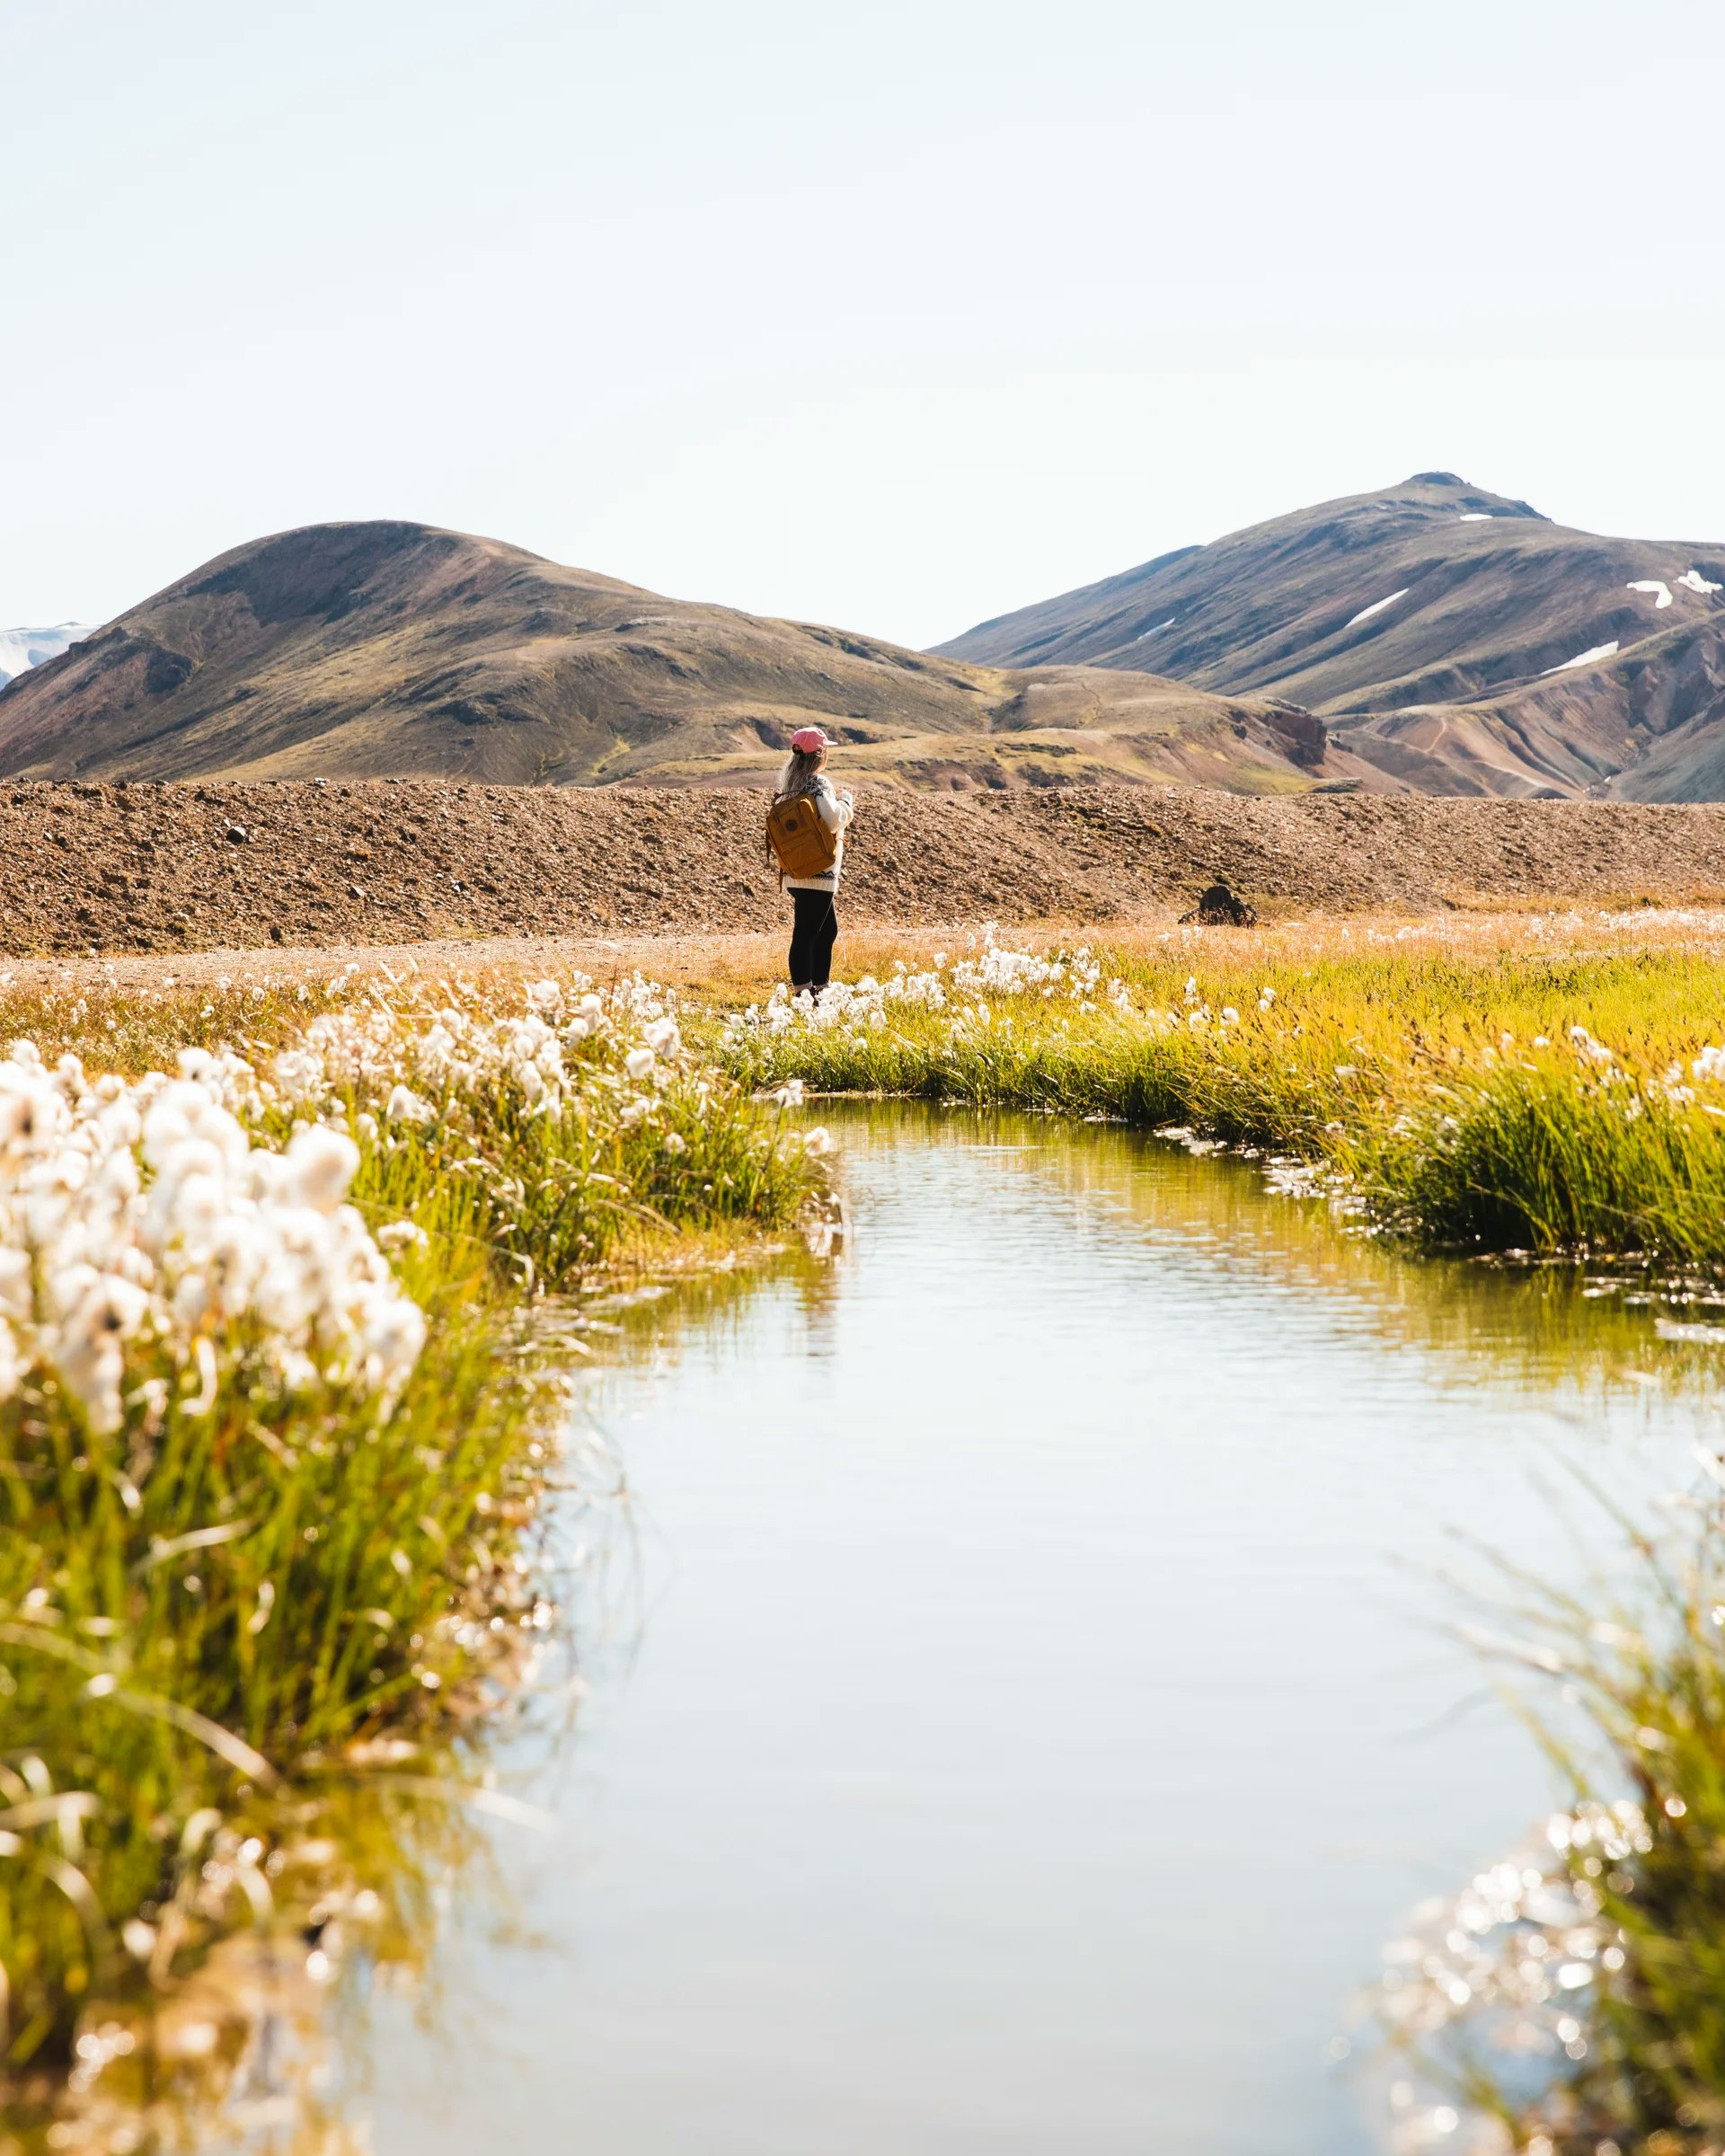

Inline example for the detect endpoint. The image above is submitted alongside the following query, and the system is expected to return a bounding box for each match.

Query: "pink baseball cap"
[790,726,830,753]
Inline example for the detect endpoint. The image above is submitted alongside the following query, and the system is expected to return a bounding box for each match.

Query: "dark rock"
[1180,880,1259,926]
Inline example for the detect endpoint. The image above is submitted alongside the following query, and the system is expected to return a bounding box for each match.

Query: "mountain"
[0,623,93,687]
[933,475,1725,800]
[0,521,1376,795]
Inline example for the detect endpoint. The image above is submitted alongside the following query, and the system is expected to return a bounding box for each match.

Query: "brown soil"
[12,782,1725,958]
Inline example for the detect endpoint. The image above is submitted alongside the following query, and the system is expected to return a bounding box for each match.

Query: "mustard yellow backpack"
[765,792,838,882]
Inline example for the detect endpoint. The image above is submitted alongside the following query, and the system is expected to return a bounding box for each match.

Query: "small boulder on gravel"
[1181,880,1259,926]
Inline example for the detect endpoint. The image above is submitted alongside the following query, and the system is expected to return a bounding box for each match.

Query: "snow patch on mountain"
[0,623,93,687]
[1543,641,1620,676]
[1346,588,1409,629]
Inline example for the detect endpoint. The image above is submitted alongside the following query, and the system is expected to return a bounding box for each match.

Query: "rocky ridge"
[935,474,1725,800]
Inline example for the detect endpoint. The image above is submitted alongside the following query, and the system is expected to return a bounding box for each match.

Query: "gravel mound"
[10,782,1725,955]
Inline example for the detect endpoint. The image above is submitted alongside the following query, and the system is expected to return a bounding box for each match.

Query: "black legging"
[789,888,838,992]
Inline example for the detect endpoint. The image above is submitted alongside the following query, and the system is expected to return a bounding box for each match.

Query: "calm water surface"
[370,1106,1715,2155]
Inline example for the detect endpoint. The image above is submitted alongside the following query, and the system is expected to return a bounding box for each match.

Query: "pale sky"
[7,0,1724,649]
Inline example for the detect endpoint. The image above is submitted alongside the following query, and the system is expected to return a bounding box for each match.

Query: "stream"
[363,1103,1717,2155]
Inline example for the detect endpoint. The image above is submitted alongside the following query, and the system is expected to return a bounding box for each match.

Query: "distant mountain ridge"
[0,623,93,686]
[934,475,1725,800]
[0,521,1376,794]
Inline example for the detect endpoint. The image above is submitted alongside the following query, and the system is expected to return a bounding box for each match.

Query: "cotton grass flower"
[0,1042,426,1434]
[385,1082,437,1126]
[724,931,1109,1053]
[264,969,826,1289]
[0,960,837,2092]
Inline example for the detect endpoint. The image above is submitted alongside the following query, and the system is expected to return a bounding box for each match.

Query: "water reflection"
[348,1106,1716,2156]
[54,1110,1713,2155]
[612,1101,1715,1401]
[1,1774,508,2156]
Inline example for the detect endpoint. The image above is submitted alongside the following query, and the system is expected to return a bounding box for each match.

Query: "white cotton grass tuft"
[0,1042,426,1434]
[272,968,684,1130]
[261,968,823,1290]
[1694,1044,1725,1084]
[0,964,835,2099]
[385,1082,436,1126]
[725,930,1109,1049]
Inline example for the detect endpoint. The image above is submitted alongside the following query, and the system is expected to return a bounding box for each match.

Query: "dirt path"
[12,781,1725,959]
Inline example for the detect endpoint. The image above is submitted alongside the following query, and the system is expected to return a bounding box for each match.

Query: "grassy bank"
[0,968,826,2134]
[714,920,1725,1267]
[1376,1488,1725,2154]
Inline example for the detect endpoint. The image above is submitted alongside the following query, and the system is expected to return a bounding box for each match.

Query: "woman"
[776,725,854,998]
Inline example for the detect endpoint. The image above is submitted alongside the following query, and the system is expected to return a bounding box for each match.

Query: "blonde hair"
[776,744,826,800]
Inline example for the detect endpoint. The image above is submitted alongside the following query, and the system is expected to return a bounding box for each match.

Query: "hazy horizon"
[8,0,1724,649]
